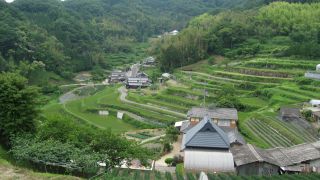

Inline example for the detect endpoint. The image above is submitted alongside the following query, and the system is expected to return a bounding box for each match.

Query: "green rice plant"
[187,172,196,180]
[155,171,162,180]
[144,171,151,180]
[165,172,173,180]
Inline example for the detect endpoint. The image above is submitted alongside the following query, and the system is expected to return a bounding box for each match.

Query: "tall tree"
[0,72,41,146]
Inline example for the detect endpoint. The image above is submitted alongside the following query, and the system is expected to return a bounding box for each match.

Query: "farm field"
[42,57,320,148]
[43,85,184,134]
[125,57,320,148]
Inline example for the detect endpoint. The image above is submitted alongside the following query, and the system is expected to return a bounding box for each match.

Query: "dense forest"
[0,0,262,81]
[154,2,320,71]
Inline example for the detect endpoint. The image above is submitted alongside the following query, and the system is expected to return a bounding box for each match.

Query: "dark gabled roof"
[181,117,230,150]
[187,107,238,120]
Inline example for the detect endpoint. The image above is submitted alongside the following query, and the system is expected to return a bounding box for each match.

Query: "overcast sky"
[5,0,14,3]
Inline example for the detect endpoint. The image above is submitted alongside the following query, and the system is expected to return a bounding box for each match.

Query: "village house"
[181,116,235,172]
[108,70,126,83]
[187,107,238,128]
[126,72,151,88]
[177,107,244,146]
[142,56,156,67]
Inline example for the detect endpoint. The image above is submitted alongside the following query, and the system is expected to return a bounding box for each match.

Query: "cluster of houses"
[174,107,320,176]
[108,58,156,88]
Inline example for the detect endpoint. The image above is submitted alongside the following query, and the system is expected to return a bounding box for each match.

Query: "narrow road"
[118,86,186,118]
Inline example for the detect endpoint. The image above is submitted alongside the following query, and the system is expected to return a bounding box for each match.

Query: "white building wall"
[184,149,235,172]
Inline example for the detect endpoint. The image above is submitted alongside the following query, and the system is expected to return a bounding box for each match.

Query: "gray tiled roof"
[221,127,246,145]
[232,142,320,167]
[187,107,238,120]
[181,116,230,150]
[267,142,320,166]
[231,144,279,166]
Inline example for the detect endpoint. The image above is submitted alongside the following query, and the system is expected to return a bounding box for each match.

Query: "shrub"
[165,158,174,166]
[172,155,184,166]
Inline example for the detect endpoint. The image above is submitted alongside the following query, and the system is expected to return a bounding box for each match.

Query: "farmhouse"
[108,70,126,83]
[231,144,279,176]
[279,107,301,121]
[187,107,238,128]
[181,116,235,172]
[126,72,151,88]
[142,56,156,67]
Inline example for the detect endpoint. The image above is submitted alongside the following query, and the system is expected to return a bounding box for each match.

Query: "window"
[218,119,230,126]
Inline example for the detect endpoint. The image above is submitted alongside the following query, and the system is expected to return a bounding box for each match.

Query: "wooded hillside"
[154,2,320,71]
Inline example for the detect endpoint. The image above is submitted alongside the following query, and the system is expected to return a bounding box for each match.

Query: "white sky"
[5,0,15,3]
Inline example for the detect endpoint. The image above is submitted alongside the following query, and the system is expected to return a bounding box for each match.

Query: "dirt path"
[155,135,183,172]
[140,134,166,144]
[118,86,186,118]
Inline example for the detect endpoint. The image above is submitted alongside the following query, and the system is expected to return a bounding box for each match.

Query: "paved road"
[118,86,186,118]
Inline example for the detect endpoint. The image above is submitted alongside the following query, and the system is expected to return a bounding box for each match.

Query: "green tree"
[0,73,41,146]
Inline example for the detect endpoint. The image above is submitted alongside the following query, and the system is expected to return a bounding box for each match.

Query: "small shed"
[162,73,171,79]
[279,107,301,121]
[231,144,280,176]
[309,100,320,107]
[312,111,320,123]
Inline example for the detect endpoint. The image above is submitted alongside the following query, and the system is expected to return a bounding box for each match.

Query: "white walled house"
[181,117,235,172]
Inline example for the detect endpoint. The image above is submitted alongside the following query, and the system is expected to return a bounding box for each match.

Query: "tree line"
[153,2,320,72]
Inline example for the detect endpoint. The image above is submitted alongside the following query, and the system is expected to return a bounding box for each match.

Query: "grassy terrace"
[42,57,320,147]
[123,57,320,148]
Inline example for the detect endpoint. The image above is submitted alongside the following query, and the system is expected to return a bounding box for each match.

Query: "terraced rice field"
[125,57,320,148]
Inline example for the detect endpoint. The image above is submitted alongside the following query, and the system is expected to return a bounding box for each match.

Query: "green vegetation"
[154,2,320,71]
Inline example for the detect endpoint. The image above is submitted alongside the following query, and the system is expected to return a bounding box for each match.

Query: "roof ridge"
[248,144,263,162]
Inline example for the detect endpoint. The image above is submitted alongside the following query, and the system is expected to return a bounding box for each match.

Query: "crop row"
[242,60,316,70]
[205,70,290,83]
[246,119,293,147]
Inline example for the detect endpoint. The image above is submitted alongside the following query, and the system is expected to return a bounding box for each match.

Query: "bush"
[165,158,174,166]
[302,110,313,122]
[172,155,184,166]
